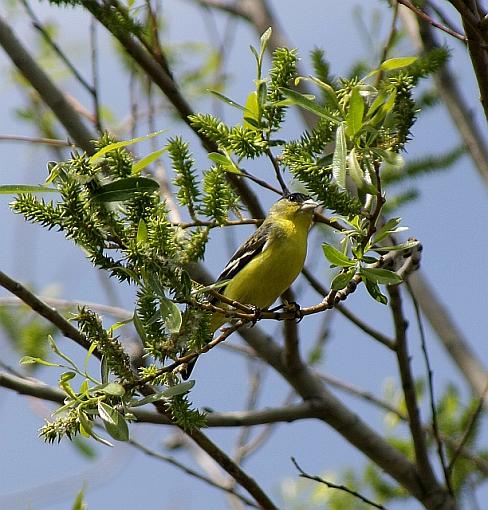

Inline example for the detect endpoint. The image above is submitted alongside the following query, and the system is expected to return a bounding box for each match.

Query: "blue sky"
[0,1,487,509]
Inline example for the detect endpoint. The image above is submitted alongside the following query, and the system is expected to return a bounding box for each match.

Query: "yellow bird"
[182,192,317,378]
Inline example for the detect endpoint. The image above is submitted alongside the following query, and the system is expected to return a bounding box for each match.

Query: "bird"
[182,192,318,378]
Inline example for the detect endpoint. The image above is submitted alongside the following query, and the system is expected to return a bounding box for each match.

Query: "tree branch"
[388,284,439,494]
[0,15,95,153]
[128,438,259,508]
[292,457,387,510]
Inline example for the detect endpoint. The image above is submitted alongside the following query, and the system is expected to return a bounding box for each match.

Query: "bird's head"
[268,193,318,222]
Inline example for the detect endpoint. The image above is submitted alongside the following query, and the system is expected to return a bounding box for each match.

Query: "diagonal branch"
[388,284,439,493]
[0,15,95,153]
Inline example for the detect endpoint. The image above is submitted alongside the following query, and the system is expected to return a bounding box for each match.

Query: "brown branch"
[193,0,317,128]
[447,383,488,475]
[408,282,453,494]
[0,270,95,354]
[142,387,278,510]
[0,15,95,153]
[388,283,439,493]
[396,0,467,41]
[82,0,264,219]
[302,266,396,349]
[0,134,76,147]
[411,13,488,184]
[128,438,259,509]
[451,0,488,123]
[292,457,387,510]
[409,272,488,408]
[5,369,488,481]
[281,289,302,373]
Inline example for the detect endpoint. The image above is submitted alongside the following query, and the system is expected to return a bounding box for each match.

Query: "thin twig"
[143,389,279,510]
[0,134,76,147]
[83,0,264,218]
[0,270,95,354]
[21,0,97,96]
[388,283,438,490]
[291,457,388,510]
[128,438,259,508]
[90,17,103,131]
[376,2,399,86]
[0,15,95,152]
[396,0,467,42]
[266,148,288,194]
[407,282,453,495]
[302,266,396,349]
[447,383,488,475]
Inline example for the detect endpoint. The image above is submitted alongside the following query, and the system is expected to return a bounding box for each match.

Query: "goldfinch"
[183,192,318,378]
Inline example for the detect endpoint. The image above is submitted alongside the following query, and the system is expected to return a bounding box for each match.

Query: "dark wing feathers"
[213,222,272,291]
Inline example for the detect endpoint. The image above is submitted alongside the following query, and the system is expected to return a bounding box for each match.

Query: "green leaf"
[360,267,402,285]
[322,243,355,267]
[208,90,246,111]
[332,123,347,189]
[107,317,133,334]
[91,177,159,203]
[89,130,167,163]
[297,76,340,109]
[133,312,147,344]
[71,488,87,510]
[159,297,182,334]
[20,356,61,367]
[331,269,355,291]
[364,279,388,305]
[280,87,340,124]
[96,382,126,396]
[60,371,77,383]
[380,56,417,71]
[136,219,148,245]
[373,240,419,252]
[373,217,401,243]
[130,392,169,407]
[207,153,242,174]
[345,88,364,138]
[382,89,397,115]
[366,92,387,118]
[243,91,260,128]
[0,184,58,194]
[260,27,272,53]
[132,147,167,175]
[97,401,116,425]
[161,380,195,398]
[347,148,364,189]
[130,381,196,407]
[98,402,129,441]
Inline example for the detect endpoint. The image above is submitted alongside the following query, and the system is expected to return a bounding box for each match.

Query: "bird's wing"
[216,222,272,283]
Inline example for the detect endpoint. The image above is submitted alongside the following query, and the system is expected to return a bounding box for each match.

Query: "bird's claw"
[284,301,303,323]
[249,305,263,326]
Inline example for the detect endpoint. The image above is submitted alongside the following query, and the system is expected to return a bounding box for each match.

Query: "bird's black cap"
[281,192,311,203]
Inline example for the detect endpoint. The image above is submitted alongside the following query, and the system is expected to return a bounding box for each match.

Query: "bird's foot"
[249,305,263,326]
[283,301,303,323]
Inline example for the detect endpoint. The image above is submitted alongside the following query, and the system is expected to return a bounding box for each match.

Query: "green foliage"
[264,48,298,130]
[310,48,336,92]
[0,306,56,366]
[168,137,200,217]
[8,26,458,450]
[166,395,206,431]
[74,307,134,383]
[201,165,239,224]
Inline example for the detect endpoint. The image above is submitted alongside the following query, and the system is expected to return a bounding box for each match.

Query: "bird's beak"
[300,198,318,211]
